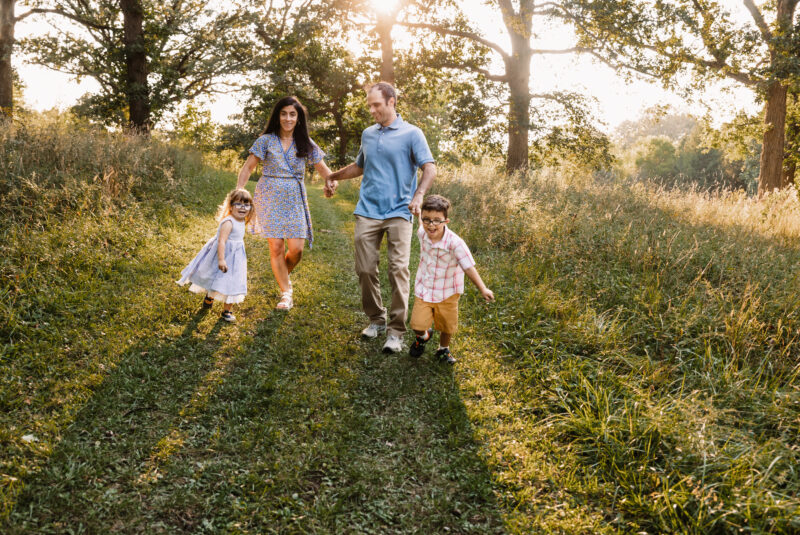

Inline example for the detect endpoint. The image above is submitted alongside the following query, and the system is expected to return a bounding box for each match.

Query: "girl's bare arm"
[217,220,233,272]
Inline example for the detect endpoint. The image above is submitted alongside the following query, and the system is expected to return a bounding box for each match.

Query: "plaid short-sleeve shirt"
[414,225,476,303]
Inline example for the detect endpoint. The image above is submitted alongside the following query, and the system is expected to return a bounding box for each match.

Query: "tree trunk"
[506,69,531,173]
[0,0,14,118]
[758,80,788,195]
[782,90,798,186]
[333,110,349,165]
[376,17,394,85]
[503,2,533,174]
[120,0,150,133]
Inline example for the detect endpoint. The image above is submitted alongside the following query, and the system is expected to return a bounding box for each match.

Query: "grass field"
[2,119,799,533]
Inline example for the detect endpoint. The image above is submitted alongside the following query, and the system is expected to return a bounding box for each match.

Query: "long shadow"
[1,185,508,533]
[1,303,279,533]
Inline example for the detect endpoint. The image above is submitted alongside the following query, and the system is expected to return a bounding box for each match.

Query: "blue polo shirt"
[354,115,435,221]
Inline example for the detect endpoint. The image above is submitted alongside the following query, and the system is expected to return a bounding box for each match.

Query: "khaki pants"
[354,215,412,337]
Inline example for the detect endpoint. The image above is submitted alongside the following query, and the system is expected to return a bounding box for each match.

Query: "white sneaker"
[361,323,386,338]
[382,334,403,353]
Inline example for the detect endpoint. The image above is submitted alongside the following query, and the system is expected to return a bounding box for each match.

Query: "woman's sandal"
[202,295,215,309]
[221,310,236,322]
[276,291,293,310]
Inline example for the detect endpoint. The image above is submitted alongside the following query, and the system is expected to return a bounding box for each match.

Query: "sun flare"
[370,0,400,15]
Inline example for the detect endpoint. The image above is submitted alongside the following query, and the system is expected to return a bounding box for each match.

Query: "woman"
[236,96,333,310]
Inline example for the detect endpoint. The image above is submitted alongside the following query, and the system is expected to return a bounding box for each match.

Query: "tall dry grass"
[0,112,202,224]
[430,161,800,532]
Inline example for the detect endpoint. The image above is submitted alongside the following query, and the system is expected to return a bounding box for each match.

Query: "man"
[327,82,436,353]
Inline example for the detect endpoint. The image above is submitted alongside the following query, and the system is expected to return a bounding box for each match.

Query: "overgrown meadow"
[430,165,800,532]
[1,114,799,533]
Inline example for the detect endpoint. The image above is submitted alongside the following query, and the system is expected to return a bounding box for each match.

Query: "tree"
[330,0,496,164]
[234,0,370,165]
[561,0,800,195]
[0,0,45,118]
[615,106,697,148]
[397,0,611,173]
[20,0,250,131]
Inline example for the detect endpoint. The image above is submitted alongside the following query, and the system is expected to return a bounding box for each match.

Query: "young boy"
[409,195,494,364]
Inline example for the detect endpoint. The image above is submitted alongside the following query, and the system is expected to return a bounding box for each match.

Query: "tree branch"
[743,0,772,42]
[530,46,593,54]
[16,8,113,31]
[437,61,508,82]
[397,21,509,59]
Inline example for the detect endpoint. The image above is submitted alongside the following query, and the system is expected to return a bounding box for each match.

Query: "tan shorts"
[410,293,460,335]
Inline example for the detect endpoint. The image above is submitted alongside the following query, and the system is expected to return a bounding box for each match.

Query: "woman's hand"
[324,178,338,197]
[315,160,336,198]
[218,259,228,273]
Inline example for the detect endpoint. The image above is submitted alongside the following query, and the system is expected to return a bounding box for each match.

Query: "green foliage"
[615,106,697,148]
[635,137,677,178]
[617,110,759,191]
[224,1,370,165]
[169,103,219,153]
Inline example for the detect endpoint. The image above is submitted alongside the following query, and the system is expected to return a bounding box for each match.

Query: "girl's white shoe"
[276,291,293,310]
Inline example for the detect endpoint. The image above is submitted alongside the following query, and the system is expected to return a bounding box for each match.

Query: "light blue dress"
[177,216,248,304]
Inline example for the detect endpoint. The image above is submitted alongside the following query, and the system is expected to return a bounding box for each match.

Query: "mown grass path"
[4,176,510,534]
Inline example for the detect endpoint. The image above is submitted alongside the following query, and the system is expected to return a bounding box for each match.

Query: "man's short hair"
[369,82,397,106]
[421,195,451,218]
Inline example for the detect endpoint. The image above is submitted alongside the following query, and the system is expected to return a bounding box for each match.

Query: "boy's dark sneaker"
[202,295,214,309]
[436,347,456,365]
[409,329,434,358]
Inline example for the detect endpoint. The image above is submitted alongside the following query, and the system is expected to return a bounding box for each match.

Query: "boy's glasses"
[421,218,446,227]
[232,202,252,210]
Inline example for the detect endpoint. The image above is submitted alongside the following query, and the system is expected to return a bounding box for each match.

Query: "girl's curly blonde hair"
[216,188,255,224]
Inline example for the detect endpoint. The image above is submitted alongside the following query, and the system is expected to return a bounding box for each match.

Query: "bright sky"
[14,0,760,132]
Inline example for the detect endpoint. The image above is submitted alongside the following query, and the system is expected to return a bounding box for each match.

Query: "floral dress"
[248,133,325,248]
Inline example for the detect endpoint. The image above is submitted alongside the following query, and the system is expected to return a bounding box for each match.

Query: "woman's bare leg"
[268,238,291,293]
[285,238,305,274]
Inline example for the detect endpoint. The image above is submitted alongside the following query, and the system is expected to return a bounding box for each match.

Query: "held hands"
[481,288,495,302]
[324,178,338,198]
[218,259,228,273]
[408,192,424,216]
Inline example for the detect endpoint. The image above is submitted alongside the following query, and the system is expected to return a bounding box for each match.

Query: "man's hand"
[408,191,424,216]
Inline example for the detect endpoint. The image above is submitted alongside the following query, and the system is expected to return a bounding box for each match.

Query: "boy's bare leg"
[439,333,452,347]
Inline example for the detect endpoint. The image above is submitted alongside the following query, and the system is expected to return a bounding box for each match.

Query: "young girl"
[177,188,253,322]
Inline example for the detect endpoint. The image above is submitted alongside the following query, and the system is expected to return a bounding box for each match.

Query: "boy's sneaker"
[409,329,434,358]
[436,347,456,365]
[382,334,403,354]
[361,323,386,339]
